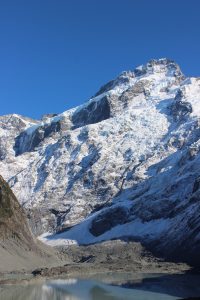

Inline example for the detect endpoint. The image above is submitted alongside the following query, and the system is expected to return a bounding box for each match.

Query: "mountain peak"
[134,58,184,78]
[95,58,184,98]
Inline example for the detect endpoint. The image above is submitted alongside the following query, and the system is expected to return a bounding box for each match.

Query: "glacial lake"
[0,273,200,300]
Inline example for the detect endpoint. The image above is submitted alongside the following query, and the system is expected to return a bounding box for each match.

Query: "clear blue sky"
[0,0,200,119]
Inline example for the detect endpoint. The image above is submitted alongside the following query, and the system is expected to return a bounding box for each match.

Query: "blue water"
[0,273,200,300]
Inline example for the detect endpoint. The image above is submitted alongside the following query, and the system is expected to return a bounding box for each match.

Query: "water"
[0,273,200,300]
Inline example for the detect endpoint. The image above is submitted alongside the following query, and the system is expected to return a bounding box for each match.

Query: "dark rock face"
[90,206,129,236]
[0,175,35,247]
[171,100,193,121]
[171,90,193,121]
[72,96,110,129]
[119,80,151,108]
[131,198,177,222]
[123,148,133,161]
[134,66,147,77]
[156,206,200,267]
[0,184,12,219]
[0,176,60,273]
[192,177,200,193]
[95,79,115,97]
[14,121,61,155]
[94,71,135,97]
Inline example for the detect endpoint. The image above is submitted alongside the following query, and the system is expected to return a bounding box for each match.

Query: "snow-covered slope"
[0,58,200,264]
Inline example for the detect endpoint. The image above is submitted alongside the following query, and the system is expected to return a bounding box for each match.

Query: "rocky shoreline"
[0,240,194,285]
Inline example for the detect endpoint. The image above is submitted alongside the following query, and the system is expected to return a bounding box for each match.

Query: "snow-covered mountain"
[0,58,200,265]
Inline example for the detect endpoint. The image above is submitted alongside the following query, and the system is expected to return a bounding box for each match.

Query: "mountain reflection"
[0,274,200,300]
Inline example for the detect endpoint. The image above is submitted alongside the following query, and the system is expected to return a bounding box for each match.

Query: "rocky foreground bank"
[0,175,62,274]
[0,239,194,285]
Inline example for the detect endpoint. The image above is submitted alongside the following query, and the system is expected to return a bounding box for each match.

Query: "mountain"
[0,174,60,272]
[0,58,200,266]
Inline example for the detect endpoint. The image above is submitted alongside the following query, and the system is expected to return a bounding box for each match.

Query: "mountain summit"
[0,58,200,265]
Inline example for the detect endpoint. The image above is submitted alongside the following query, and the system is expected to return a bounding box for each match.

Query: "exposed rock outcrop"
[0,175,60,272]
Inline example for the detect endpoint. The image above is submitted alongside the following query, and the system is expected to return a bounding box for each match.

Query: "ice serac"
[0,58,200,266]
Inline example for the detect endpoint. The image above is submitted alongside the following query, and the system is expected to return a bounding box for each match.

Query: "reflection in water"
[0,274,200,300]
